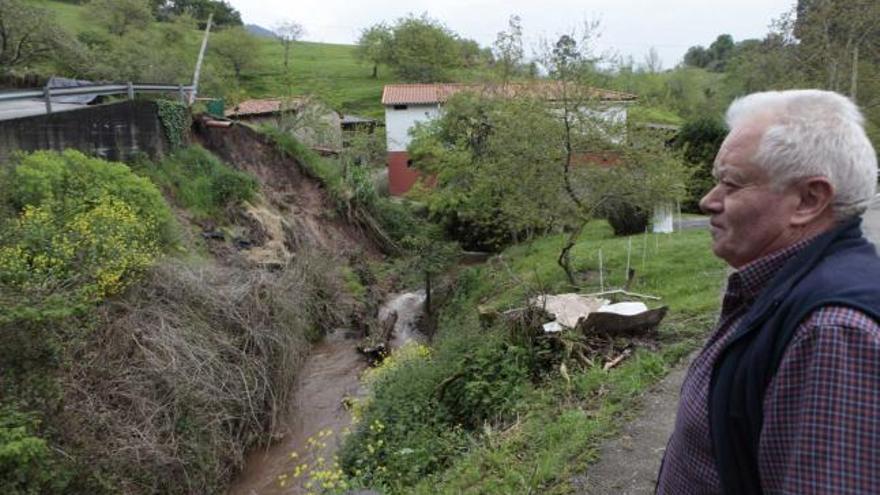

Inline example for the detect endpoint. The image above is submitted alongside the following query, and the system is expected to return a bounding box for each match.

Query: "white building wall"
[385,104,442,152]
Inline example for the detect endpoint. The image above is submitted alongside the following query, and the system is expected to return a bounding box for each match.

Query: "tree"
[493,15,525,82]
[0,0,64,74]
[211,27,261,82]
[385,14,472,82]
[274,20,304,70]
[793,0,880,99]
[355,23,392,78]
[642,46,663,73]
[682,34,736,71]
[683,45,710,68]
[672,117,728,212]
[706,34,735,71]
[541,26,688,284]
[86,0,153,36]
[409,92,572,251]
[158,0,242,27]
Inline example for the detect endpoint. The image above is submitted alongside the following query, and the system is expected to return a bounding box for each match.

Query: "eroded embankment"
[228,292,426,495]
[193,119,382,264]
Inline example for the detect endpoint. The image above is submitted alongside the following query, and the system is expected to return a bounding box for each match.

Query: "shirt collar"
[726,237,815,302]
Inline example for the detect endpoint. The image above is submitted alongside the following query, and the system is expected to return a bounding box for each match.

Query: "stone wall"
[0,100,171,163]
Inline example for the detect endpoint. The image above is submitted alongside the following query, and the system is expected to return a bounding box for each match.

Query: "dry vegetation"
[57,253,356,493]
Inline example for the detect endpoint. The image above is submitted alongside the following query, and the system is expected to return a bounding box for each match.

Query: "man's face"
[699,123,801,268]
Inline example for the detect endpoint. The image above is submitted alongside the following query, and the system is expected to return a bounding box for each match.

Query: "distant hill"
[34,0,678,123]
[246,24,275,39]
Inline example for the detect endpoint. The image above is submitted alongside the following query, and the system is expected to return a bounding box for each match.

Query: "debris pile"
[483,291,668,372]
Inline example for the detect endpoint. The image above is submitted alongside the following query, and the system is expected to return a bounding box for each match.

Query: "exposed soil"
[193,120,383,262]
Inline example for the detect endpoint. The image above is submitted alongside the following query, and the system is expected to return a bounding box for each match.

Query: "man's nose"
[699,185,723,214]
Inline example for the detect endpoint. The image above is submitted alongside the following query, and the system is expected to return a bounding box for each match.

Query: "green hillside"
[34,0,685,124]
[32,0,402,118]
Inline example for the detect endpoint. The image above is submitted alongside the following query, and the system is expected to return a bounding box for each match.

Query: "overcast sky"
[227,0,796,69]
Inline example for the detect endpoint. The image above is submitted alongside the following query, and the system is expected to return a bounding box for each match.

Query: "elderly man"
[656,89,880,494]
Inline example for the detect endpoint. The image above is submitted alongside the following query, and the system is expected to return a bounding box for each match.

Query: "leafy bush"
[408,92,571,252]
[436,338,529,429]
[136,146,257,218]
[599,199,649,236]
[0,150,171,322]
[341,324,529,491]
[672,117,727,211]
[0,406,69,495]
[5,149,173,244]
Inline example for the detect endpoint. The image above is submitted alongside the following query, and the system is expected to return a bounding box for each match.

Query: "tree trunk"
[557,220,586,287]
[372,63,378,78]
[284,42,290,69]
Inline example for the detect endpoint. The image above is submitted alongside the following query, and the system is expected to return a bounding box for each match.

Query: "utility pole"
[189,13,213,105]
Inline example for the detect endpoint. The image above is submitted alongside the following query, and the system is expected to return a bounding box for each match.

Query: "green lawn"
[473,221,725,318]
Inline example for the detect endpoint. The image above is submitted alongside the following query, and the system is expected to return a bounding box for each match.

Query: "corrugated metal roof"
[381,82,637,105]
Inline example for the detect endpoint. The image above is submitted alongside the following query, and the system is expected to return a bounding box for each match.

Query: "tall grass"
[132,146,258,220]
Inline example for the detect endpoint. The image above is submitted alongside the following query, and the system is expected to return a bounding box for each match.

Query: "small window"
[406,159,414,168]
[393,104,408,110]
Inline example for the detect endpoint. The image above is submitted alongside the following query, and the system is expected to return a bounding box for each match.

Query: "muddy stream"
[228,291,426,495]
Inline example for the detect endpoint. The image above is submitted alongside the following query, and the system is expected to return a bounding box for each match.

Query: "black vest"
[708,217,880,495]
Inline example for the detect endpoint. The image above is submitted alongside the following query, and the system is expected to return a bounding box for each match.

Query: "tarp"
[48,76,100,105]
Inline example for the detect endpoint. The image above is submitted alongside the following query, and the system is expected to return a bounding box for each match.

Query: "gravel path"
[573,200,880,495]
[572,354,692,495]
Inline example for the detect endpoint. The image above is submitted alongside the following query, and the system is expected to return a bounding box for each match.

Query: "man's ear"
[790,177,835,226]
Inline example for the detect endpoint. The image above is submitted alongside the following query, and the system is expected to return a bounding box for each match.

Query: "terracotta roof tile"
[381,82,637,105]
[225,98,283,117]
[226,97,323,117]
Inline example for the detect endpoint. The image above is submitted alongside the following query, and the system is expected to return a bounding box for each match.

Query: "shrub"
[340,326,529,491]
[5,149,173,244]
[671,117,727,212]
[600,199,649,236]
[136,146,257,219]
[0,405,69,495]
[0,150,170,322]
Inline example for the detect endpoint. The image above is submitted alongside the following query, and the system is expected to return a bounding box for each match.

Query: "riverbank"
[228,292,428,495]
[336,221,726,493]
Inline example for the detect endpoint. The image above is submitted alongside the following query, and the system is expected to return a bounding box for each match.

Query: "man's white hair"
[726,89,878,218]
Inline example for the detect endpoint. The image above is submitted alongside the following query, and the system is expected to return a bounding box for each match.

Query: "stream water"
[227,291,426,495]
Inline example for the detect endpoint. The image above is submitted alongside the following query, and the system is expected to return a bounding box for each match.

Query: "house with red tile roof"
[381,82,637,195]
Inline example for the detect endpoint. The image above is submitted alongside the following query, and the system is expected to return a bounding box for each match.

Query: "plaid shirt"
[657,238,880,494]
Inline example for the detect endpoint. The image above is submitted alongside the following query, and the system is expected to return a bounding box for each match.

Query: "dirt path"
[572,354,693,495]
